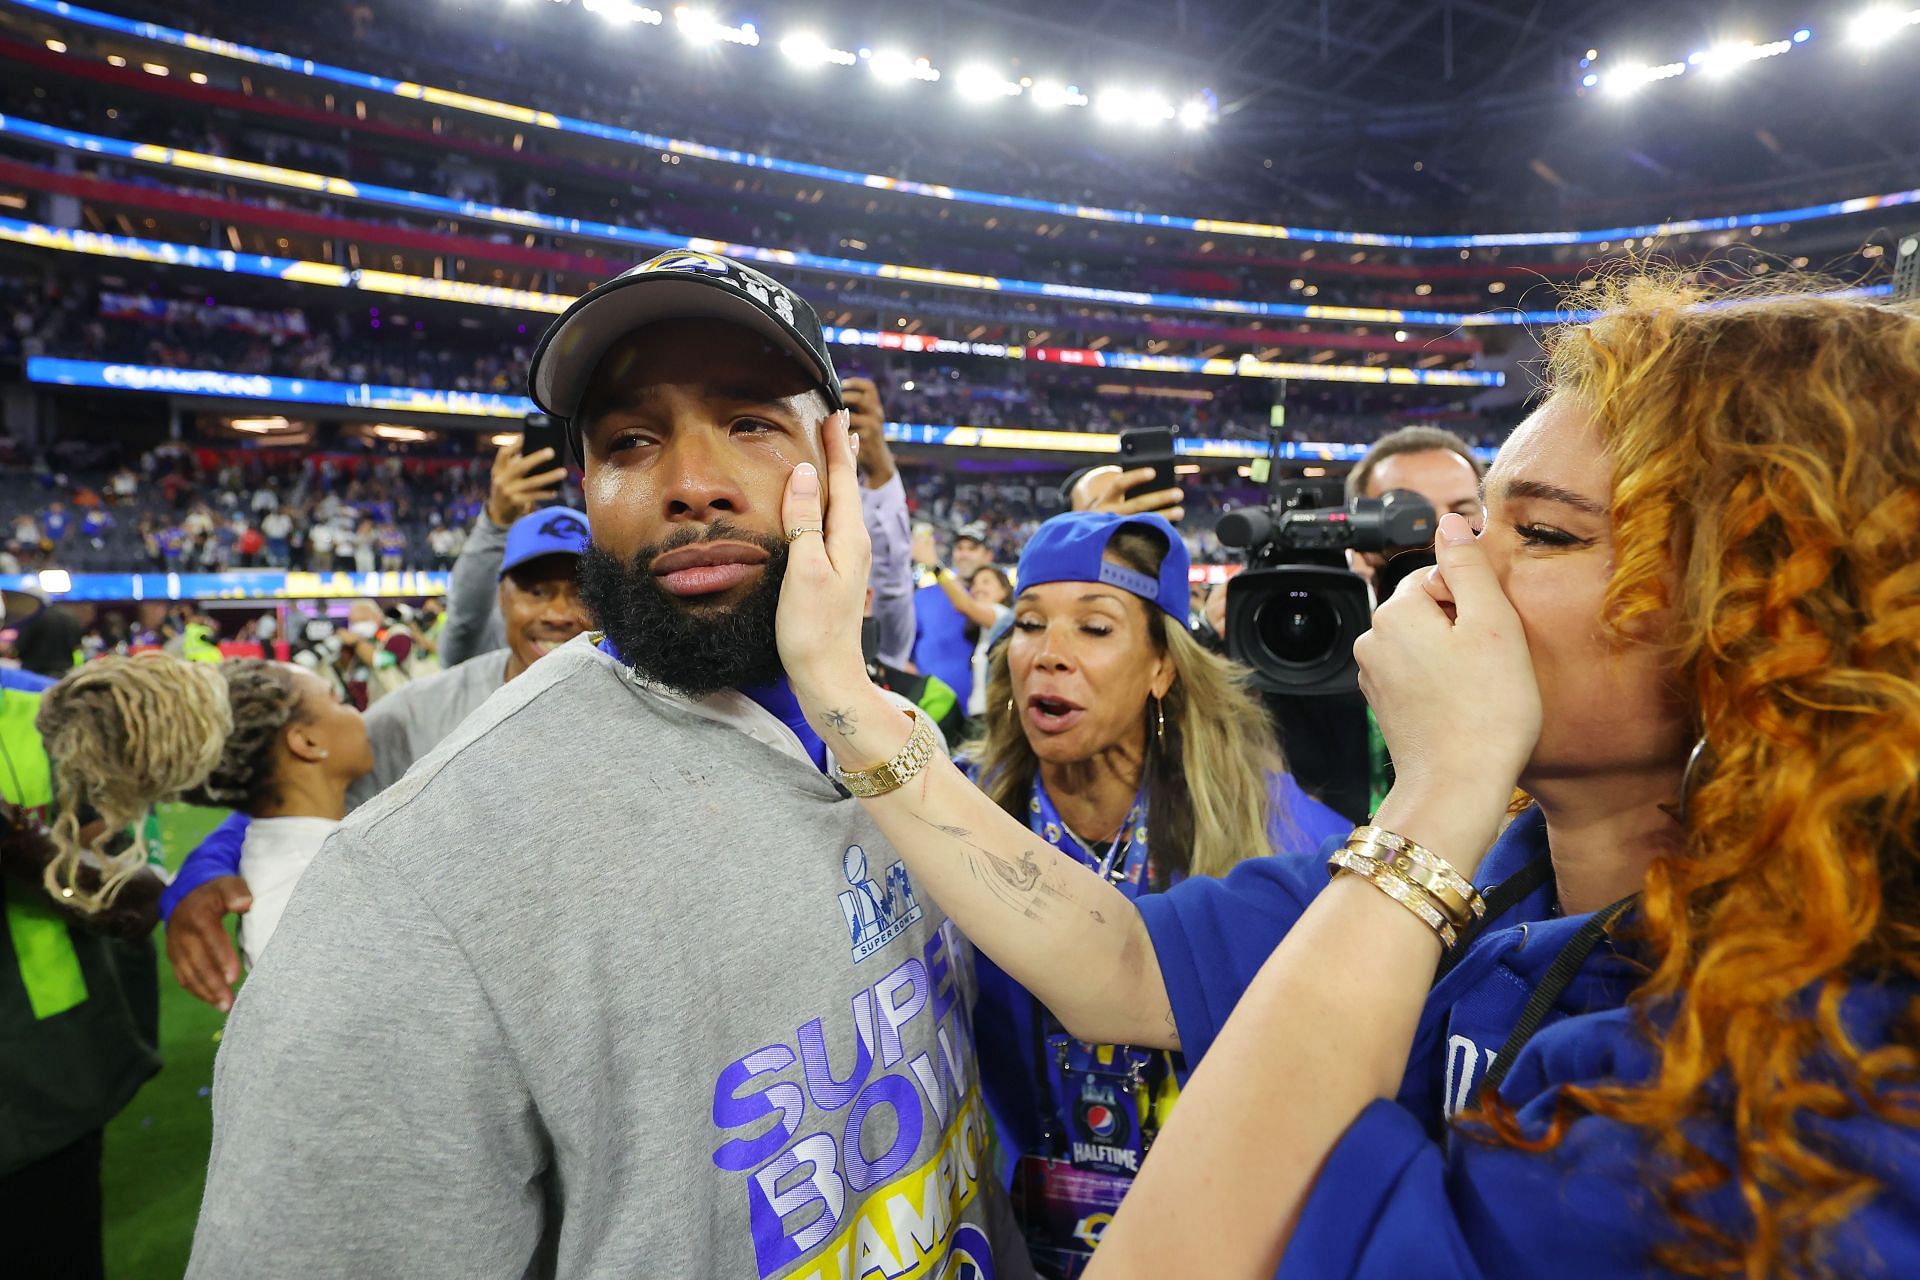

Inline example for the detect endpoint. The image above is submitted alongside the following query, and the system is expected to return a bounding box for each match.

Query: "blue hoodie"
[1136,806,1920,1278]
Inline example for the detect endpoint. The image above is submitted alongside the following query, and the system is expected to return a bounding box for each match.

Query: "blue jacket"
[975,771,1351,1182]
[912,582,975,712]
[1137,806,1920,1277]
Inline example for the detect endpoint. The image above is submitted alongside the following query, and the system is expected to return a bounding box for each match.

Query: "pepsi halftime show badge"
[1048,1037,1154,1177]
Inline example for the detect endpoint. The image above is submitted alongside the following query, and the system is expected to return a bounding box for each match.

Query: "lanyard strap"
[1466,893,1637,1110]
[1029,776,1151,893]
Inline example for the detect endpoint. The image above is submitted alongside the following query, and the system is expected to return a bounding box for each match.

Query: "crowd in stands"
[0,431,1262,578]
[1,444,497,574]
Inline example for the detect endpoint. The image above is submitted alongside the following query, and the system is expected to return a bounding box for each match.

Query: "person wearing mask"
[186,250,1032,1280]
[912,521,995,708]
[767,282,1920,1277]
[435,438,569,668]
[163,507,593,1011]
[1,665,163,1280]
[39,656,372,970]
[847,375,916,669]
[960,510,1347,1272]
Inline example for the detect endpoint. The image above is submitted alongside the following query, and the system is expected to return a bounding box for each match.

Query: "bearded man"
[187,252,1031,1280]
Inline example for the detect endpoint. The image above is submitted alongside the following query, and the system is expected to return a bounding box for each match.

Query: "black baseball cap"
[528,249,844,438]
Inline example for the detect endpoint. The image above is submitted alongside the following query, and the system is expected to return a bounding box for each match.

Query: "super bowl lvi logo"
[838,844,923,963]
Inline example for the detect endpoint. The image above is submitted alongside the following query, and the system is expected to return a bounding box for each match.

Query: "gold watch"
[839,707,938,799]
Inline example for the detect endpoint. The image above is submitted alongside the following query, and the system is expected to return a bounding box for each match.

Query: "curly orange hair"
[1483,279,1920,1277]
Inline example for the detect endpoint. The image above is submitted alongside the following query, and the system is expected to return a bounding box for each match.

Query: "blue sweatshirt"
[1136,806,1920,1277]
[974,770,1350,1184]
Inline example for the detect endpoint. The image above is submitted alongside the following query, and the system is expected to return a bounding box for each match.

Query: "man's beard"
[578,521,789,697]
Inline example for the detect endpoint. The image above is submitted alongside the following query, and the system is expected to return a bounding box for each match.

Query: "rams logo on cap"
[631,249,732,278]
[538,512,589,541]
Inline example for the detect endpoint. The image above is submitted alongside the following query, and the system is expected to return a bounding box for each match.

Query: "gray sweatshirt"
[343,648,509,809]
[188,635,1031,1280]
[438,511,508,669]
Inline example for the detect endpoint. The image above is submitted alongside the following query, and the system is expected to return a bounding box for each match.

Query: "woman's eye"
[1081,624,1113,637]
[1014,619,1045,633]
[1515,523,1584,548]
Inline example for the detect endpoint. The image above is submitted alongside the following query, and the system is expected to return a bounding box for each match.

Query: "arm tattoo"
[912,815,1071,920]
[822,706,857,736]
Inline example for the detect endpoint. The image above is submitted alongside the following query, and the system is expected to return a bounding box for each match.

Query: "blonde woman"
[961,511,1347,1268]
[38,655,373,967]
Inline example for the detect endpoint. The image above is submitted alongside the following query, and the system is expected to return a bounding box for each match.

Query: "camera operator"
[960,510,1347,1272]
[162,507,592,1012]
[1342,425,1486,593]
[1342,427,1486,809]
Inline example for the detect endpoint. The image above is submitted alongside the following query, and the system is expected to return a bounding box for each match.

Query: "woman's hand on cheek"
[776,409,875,706]
[1354,513,1542,814]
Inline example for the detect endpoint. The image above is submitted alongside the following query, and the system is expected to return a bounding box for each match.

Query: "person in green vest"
[0,664,165,1280]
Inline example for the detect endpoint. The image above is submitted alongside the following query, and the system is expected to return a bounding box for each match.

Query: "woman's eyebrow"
[1497,477,1608,516]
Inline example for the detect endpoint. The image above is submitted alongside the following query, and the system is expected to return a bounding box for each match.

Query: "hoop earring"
[1674,736,1709,827]
[1005,698,1015,716]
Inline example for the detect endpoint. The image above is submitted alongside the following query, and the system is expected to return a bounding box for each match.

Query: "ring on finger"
[786,525,825,543]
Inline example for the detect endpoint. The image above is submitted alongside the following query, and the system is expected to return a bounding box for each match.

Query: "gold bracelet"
[1348,826,1485,925]
[838,706,939,799]
[1327,846,1459,948]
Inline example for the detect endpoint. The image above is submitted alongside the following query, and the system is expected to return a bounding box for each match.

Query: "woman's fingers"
[1429,513,1504,623]
[822,409,869,578]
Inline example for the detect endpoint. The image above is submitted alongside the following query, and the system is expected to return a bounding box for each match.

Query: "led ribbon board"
[10,0,1920,249]
[23,356,1499,462]
[1,569,452,600]
[0,114,1565,328]
[0,216,1511,383]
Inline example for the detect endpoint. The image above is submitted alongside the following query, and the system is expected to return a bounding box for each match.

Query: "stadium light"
[868,50,939,83]
[1689,39,1795,74]
[1602,60,1686,94]
[1030,80,1088,109]
[955,65,1021,101]
[1848,5,1920,46]
[1177,97,1213,130]
[583,0,664,24]
[780,32,855,66]
[1096,88,1176,126]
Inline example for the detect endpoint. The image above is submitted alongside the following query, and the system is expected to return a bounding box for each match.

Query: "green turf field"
[102,803,234,1279]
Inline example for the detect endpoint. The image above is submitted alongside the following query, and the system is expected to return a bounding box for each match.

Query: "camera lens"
[1254,588,1341,667]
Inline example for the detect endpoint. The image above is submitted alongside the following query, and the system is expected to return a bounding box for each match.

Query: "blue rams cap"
[1014,512,1189,625]
[500,507,590,580]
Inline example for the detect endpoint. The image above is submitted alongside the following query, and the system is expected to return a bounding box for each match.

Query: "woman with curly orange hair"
[767,280,1920,1277]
